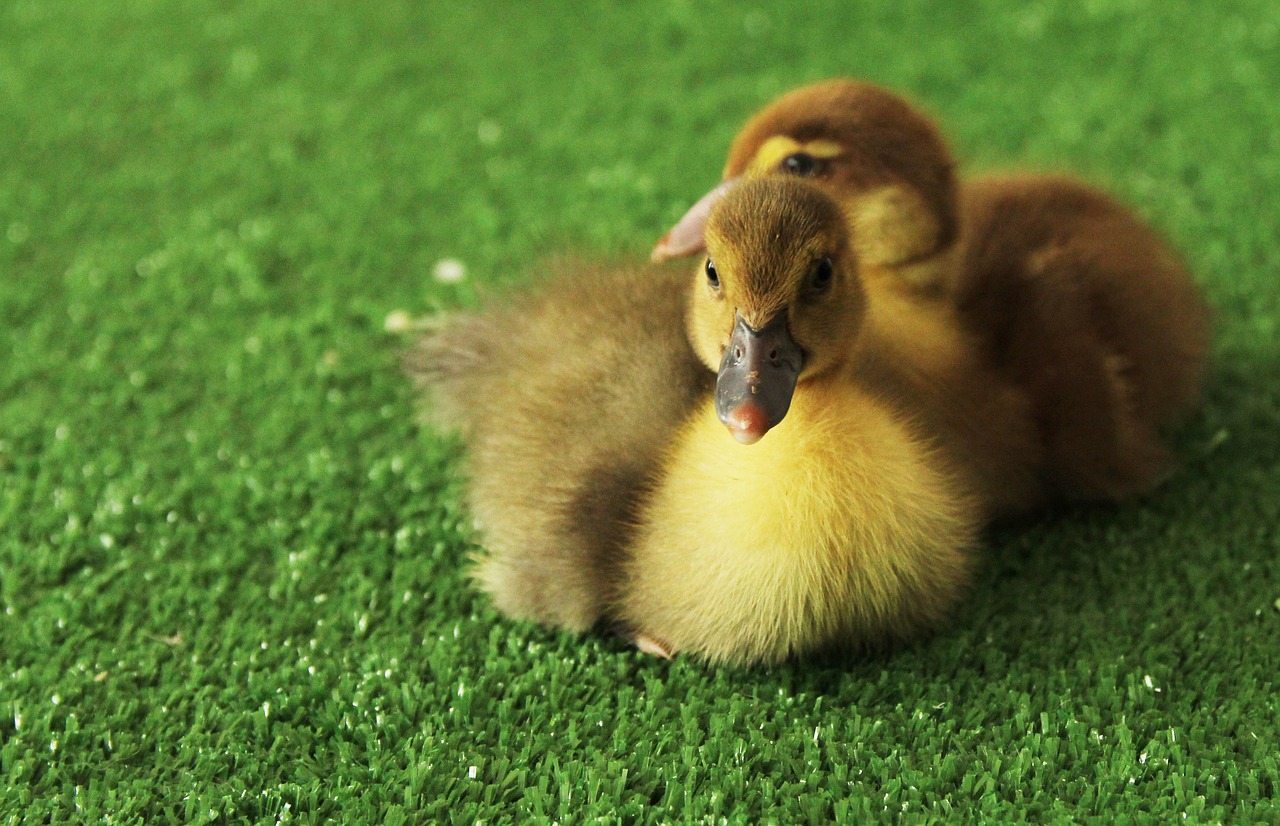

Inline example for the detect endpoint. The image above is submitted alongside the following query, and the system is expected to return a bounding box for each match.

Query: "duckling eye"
[809,258,834,292]
[782,153,818,177]
[705,258,720,290]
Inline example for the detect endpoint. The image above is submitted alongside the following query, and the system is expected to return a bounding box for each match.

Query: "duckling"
[653,78,1209,506]
[406,260,709,632]
[618,177,982,664]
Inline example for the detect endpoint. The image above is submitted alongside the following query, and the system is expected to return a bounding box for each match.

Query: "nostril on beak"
[734,345,743,361]
[767,348,778,362]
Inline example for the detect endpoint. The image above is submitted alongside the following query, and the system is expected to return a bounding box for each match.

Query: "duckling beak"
[715,313,803,445]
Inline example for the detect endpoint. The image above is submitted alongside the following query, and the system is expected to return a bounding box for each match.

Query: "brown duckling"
[653,78,1210,506]
[653,78,961,296]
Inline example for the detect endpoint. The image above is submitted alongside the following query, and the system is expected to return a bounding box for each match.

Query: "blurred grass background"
[2,0,1278,821]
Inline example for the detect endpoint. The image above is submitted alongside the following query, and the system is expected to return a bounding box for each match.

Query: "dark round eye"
[782,153,818,177]
[705,258,720,289]
[810,258,834,292]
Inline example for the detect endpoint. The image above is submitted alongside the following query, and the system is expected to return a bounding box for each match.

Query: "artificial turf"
[2,0,1278,821]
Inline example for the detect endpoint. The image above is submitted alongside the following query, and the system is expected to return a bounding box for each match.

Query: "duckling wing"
[955,175,1210,499]
[407,260,712,631]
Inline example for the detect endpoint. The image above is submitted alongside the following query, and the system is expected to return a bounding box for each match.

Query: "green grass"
[2,0,1278,821]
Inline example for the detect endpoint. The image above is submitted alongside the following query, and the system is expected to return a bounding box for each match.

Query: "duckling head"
[688,176,865,445]
[653,78,957,271]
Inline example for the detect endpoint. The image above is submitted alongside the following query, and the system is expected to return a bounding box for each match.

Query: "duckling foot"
[632,633,675,660]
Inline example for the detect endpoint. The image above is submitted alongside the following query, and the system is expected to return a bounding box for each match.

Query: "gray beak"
[714,312,803,445]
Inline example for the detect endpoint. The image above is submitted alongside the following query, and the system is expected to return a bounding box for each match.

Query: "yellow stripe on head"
[746,137,844,176]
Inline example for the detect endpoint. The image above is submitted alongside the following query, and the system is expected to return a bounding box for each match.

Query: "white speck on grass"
[100,534,115,549]
[1143,674,1154,689]
[383,310,412,332]
[13,709,21,730]
[262,701,270,718]
[55,424,69,440]
[51,694,60,705]
[313,594,328,603]
[433,258,467,283]
[477,120,501,145]
[468,765,478,779]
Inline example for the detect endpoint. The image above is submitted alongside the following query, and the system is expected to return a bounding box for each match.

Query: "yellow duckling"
[619,177,981,664]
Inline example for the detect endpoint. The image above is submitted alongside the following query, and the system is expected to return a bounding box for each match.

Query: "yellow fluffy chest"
[617,382,977,665]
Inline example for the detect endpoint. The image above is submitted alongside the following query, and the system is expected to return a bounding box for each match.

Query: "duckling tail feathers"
[403,311,500,433]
